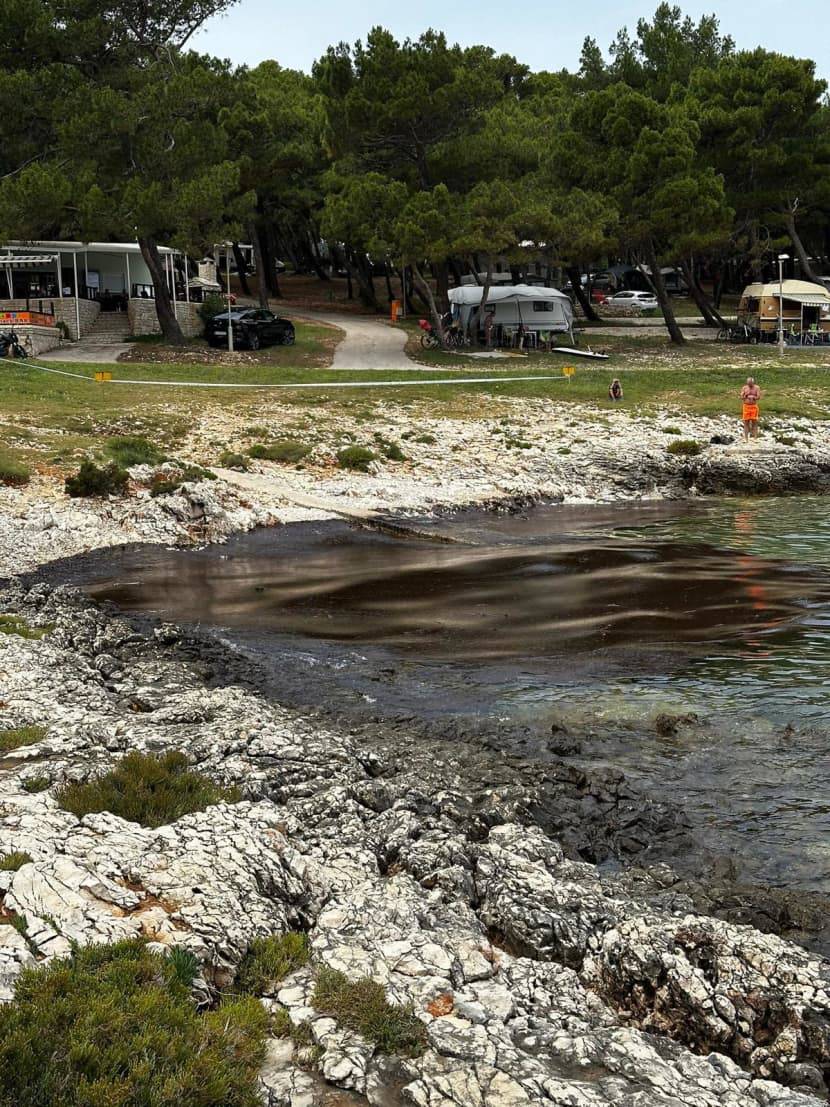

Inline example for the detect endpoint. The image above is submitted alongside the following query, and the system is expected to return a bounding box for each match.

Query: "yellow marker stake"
[94,371,113,382]
[562,365,575,380]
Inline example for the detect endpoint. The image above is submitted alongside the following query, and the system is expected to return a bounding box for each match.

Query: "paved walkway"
[39,341,126,364]
[286,308,417,370]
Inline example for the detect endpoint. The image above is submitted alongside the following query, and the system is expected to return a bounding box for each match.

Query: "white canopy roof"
[2,240,176,256]
[449,283,571,306]
[742,280,830,306]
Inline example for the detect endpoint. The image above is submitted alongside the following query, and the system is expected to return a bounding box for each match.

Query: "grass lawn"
[1,328,828,480]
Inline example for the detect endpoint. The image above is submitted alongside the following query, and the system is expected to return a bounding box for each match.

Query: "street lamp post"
[778,253,790,357]
[214,241,234,353]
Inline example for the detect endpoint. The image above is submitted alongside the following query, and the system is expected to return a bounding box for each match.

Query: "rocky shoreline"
[4,400,830,578]
[2,581,830,1105]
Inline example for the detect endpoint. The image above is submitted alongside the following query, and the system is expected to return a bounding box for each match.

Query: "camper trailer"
[448,284,574,346]
[738,279,830,343]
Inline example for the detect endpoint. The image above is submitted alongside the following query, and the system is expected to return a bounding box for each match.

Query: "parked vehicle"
[605,291,659,311]
[0,329,28,358]
[205,308,295,349]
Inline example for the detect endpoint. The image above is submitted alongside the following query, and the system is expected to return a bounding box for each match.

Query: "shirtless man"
[740,377,761,441]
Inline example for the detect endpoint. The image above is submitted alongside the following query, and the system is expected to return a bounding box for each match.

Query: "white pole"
[5,266,12,299]
[84,250,88,295]
[56,254,63,298]
[170,252,178,320]
[226,247,233,353]
[125,251,131,300]
[778,257,785,357]
[184,255,190,303]
[72,251,81,339]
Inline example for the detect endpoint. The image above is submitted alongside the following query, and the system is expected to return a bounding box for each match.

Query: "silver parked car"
[606,290,659,312]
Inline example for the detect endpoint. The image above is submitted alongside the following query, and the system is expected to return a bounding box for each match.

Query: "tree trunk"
[384,262,394,303]
[646,239,685,345]
[411,261,445,341]
[784,208,819,283]
[469,254,494,343]
[395,266,416,314]
[138,234,185,344]
[306,223,330,282]
[349,250,377,309]
[448,257,464,286]
[262,223,284,296]
[680,258,726,328]
[748,221,764,281]
[434,260,450,312]
[566,265,600,322]
[249,223,270,309]
[232,242,251,297]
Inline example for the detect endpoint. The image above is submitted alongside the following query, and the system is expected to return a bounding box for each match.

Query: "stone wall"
[0,298,100,340]
[15,325,62,355]
[128,298,202,338]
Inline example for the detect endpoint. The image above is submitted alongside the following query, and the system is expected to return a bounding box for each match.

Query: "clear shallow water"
[73,496,830,890]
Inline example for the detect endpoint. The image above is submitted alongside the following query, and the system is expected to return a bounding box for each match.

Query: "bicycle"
[0,330,28,359]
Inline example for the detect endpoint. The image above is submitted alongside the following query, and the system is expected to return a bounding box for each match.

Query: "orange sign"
[0,310,55,327]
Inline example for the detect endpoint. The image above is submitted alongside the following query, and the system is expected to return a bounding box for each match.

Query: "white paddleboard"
[551,346,610,360]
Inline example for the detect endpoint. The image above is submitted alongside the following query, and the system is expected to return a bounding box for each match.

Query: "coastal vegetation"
[55,751,241,828]
[233,932,311,996]
[0,940,269,1107]
[0,727,47,754]
[311,966,428,1057]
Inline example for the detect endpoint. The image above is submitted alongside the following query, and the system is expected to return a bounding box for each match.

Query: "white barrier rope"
[20,360,570,391]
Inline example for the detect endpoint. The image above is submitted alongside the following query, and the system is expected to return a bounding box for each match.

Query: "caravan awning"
[786,292,830,306]
[448,283,571,306]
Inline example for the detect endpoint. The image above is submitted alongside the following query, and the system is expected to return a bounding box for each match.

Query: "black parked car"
[206,308,295,350]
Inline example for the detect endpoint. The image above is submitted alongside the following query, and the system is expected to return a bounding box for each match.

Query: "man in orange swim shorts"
[740,376,761,441]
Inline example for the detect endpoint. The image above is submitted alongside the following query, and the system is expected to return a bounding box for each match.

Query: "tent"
[448,283,574,338]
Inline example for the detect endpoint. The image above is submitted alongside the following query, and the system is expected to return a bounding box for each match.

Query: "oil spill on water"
[47,497,830,891]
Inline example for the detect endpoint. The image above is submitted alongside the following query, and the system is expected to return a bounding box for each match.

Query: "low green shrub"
[667,439,702,457]
[167,945,200,988]
[248,441,312,464]
[65,460,129,498]
[199,292,228,327]
[312,966,427,1057]
[373,435,406,462]
[336,446,377,472]
[271,1008,321,1065]
[0,615,51,640]
[0,725,47,753]
[22,776,50,794]
[0,851,33,871]
[775,434,797,447]
[0,939,269,1107]
[150,465,217,496]
[218,450,249,470]
[55,750,241,828]
[662,426,682,435]
[107,435,165,467]
[415,434,436,445]
[235,932,310,996]
[0,450,30,487]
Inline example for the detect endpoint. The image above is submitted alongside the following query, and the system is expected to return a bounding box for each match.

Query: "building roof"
[2,240,176,256]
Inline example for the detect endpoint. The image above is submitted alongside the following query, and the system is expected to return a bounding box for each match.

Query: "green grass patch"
[667,439,702,457]
[662,425,682,435]
[55,750,240,828]
[0,726,47,753]
[337,445,377,472]
[65,460,129,498]
[414,433,436,444]
[0,615,51,640]
[0,851,33,871]
[312,966,427,1057]
[247,440,312,463]
[234,932,310,996]
[0,938,269,1107]
[0,447,30,487]
[106,435,166,467]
